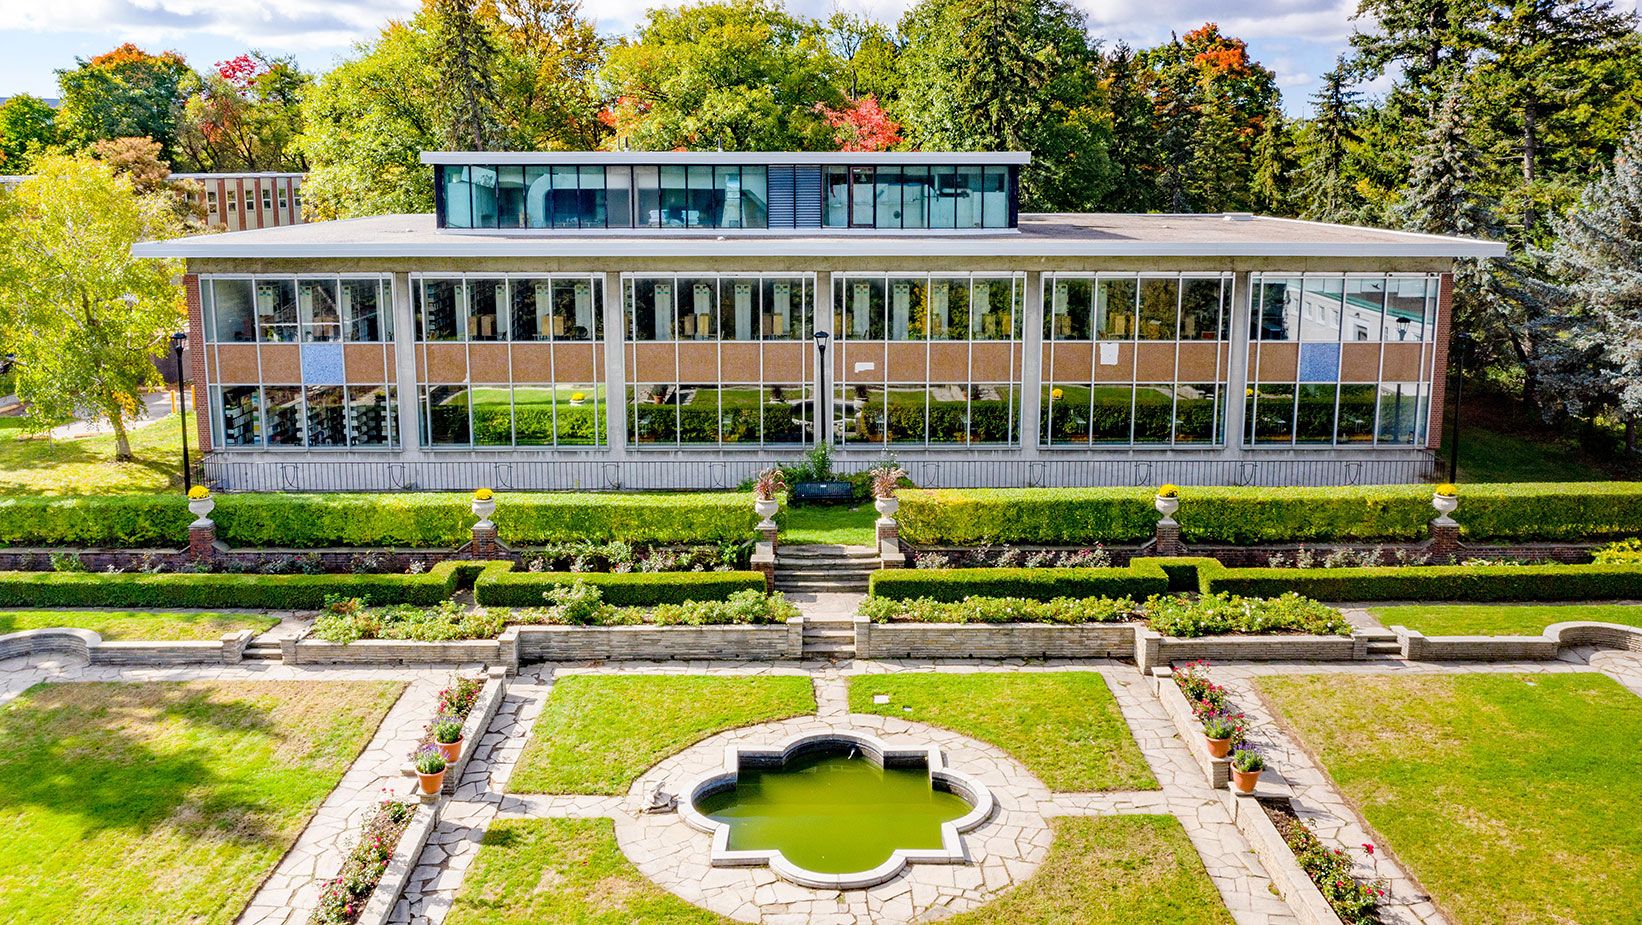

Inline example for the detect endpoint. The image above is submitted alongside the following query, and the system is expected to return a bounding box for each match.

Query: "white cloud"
[13,0,417,49]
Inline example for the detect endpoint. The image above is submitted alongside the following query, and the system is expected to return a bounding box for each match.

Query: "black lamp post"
[171,331,191,492]
[813,329,830,444]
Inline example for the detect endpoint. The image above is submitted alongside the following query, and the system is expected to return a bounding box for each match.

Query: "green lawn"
[510,675,816,794]
[846,672,1156,791]
[0,412,184,495]
[1260,673,1642,925]
[1371,603,1642,636]
[780,502,877,545]
[0,680,403,923]
[0,610,278,641]
[1454,422,1609,483]
[946,815,1232,925]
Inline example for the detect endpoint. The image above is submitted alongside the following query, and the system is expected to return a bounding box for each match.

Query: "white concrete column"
[1221,270,1254,457]
[390,271,423,459]
[814,270,833,448]
[1019,270,1044,460]
[601,271,628,458]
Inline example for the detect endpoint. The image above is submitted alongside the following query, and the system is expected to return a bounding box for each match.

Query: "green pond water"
[695,750,973,874]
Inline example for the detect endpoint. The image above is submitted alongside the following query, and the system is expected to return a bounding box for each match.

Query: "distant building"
[174,172,305,230]
[133,150,1506,491]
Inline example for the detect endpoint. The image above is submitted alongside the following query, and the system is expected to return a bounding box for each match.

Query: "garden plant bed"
[509,675,816,795]
[1259,672,1642,925]
[0,679,404,923]
[846,672,1156,791]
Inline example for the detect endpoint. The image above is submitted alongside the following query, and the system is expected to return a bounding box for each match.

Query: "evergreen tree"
[1399,82,1496,237]
[428,0,506,150]
[1152,37,1199,212]
[1298,57,1361,221]
[1101,42,1157,211]
[1250,113,1298,215]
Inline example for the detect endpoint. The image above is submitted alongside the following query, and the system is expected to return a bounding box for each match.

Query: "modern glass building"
[133,151,1504,491]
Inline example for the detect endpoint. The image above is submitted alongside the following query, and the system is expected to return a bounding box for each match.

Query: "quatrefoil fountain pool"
[679,731,996,889]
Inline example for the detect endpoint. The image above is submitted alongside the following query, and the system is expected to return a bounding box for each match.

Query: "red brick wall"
[1426,271,1454,451]
[184,274,213,453]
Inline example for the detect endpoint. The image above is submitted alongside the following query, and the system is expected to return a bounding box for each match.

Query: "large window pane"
[714,166,740,229]
[1180,278,1222,341]
[497,165,525,228]
[851,167,874,226]
[468,278,506,341]
[299,279,341,342]
[1174,384,1218,443]
[218,386,260,446]
[606,166,633,228]
[931,166,958,228]
[524,166,550,228]
[558,279,597,341]
[885,385,925,443]
[981,166,1008,227]
[1133,384,1174,443]
[720,278,759,341]
[551,166,578,228]
[901,166,929,229]
[876,167,902,228]
[678,383,718,443]
[256,279,298,342]
[417,279,462,341]
[762,383,808,443]
[211,279,255,342]
[841,385,884,445]
[973,278,1013,340]
[762,278,806,339]
[442,166,474,228]
[512,278,550,341]
[1049,278,1092,340]
[888,277,927,340]
[659,166,687,227]
[1296,383,1338,443]
[844,278,885,339]
[341,278,387,342]
[635,165,661,227]
[629,278,673,341]
[1252,384,1295,444]
[1096,278,1137,340]
[740,165,767,228]
[631,384,676,443]
[577,165,606,227]
[1090,385,1133,443]
[512,386,554,445]
[687,165,716,228]
[471,385,513,446]
[1301,276,1344,341]
[424,385,471,445]
[971,384,1015,444]
[927,384,968,443]
[720,385,761,444]
[824,166,849,227]
[932,277,970,340]
[558,385,602,445]
[1138,278,1179,341]
[679,278,716,339]
[1376,382,1422,444]
[264,385,305,446]
[1344,277,1385,342]
[1255,276,1300,341]
[347,385,392,446]
[305,386,346,446]
[956,165,983,228]
[1385,277,1427,341]
[1337,384,1377,442]
[1044,384,1091,445]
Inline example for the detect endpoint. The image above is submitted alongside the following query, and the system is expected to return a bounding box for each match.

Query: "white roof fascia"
[419,151,1033,166]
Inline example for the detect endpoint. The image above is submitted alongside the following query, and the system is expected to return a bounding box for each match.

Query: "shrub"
[1145,592,1349,637]
[475,567,765,607]
[1200,562,1642,602]
[0,561,484,609]
[310,600,504,644]
[894,482,1642,545]
[1277,815,1387,925]
[1593,538,1642,564]
[437,675,485,718]
[859,595,1139,624]
[868,563,1170,601]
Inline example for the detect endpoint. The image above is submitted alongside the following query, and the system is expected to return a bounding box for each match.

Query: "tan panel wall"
[632,343,677,382]
[842,342,885,383]
[972,343,1014,381]
[345,345,387,383]
[1175,342,1220,381]
[1340,343,1382,382]
[468,344,511,382]
[551,344,598,383]
[929,342,968,380]
[259,345,300,382]
[1256,343,1298,381]
[1380,343,1423,381]
[763,342,806,381]
[424,344,469,381]
[719,344,762,383]
[1047,343,1091,381]
[510,344,551,381]
[1093,343,1134,382]
[1135,343,1176,381]
[677,343,718,381]
[886,343,927,381]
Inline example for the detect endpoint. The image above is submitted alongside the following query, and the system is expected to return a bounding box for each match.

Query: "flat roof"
[420,151,1032,166]
[132,212,1508,260]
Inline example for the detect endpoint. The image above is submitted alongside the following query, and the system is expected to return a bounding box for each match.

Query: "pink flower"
[1362,843,1374,854]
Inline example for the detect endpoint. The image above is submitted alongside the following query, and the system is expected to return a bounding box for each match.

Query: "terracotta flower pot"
[1232,766,1261,794]
[417,769,446,795]
[437,735,464,764]
[1205,735,1232,759]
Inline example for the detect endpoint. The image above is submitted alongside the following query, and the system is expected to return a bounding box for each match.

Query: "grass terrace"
[1260,672,1642,925]
[0,610,278,641]
[0,679,402,922]
[0,413,184,496]
[846,672,1156,791]
[1369,602,1642,636]
[779,502,877,545]
[510,675,816,794]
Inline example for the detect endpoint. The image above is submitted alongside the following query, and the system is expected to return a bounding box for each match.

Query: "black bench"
[789,480,856,504]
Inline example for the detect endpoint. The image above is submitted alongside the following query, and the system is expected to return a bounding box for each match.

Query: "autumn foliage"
[814,95,902,152]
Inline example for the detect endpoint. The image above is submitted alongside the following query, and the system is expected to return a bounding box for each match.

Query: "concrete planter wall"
[857,622,1137,660]
[1225,794,1346,925]
[0,626,255,666]
[512,623,799,661]
[440,673,506,795]
[1151,667,1230,789]
[1134,629,1363,674]
[283,634,503,666]
[1392,620,1642,660]
[353,800,441,925]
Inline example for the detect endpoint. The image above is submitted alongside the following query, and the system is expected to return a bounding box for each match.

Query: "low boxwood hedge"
[870,556,1642,604]
[474,569,766,607]
[0,561,480,609]
[0,492,758,549]
[894,482,1642,545]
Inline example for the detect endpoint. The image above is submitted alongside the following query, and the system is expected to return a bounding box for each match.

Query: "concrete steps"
[242,643,283,661]
[775,544,878,594]
[801,618,859,659]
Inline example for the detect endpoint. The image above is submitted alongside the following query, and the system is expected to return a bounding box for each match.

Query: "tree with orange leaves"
[55,43,193,161]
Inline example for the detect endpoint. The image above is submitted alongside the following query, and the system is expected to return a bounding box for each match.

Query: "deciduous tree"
[0,95,59,171]
[55,44,192,161]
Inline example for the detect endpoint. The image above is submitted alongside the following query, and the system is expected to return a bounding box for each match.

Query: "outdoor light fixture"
[813,330,831,444]
[170,331,191,492]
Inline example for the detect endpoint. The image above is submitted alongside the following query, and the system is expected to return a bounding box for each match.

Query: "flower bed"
[1264,801,1386,925]
[861,592,1349,637]
[473,567,766,607]
[311,796,415,925]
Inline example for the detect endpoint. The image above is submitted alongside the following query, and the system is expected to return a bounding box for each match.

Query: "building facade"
[175,172,304,231]
[133,151,1503,491]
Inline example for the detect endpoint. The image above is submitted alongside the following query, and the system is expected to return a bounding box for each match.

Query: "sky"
[0,0,1608,116]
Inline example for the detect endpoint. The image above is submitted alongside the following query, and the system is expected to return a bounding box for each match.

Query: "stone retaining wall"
[441,673,506,795]
[0,626,254,665]
[512,623,799,661]
[283,633,501,666]
[1392,620,1642,660]
[1135,629,1363,674]
[857,622,1137,660]
[1226,794,1345,925]
[1151,666,1230,789]
[355,800,441,925]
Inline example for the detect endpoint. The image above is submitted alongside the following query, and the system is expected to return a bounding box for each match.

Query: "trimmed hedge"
[871,556,1642,604]
[474,569,766,607]
[869,561,1171,602]
[0,561,483,609]
[895,482,1642,545]
[0,492,758,548]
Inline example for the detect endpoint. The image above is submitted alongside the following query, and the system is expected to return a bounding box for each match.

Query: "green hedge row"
[0,492,758,548]
[870,556,1642,603]
[473,569,766,607]
[894,482,1642,545]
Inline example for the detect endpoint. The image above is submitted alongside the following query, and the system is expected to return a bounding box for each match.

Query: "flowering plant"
[413,745,447,774]
[473,488,495,501]
[437,675,485,719]
[187,485,211,500]
[1434,483,1457,497]
[309,793,414,925]
[432,717,463,744]
[753,467,786,502]
[1231,748,1265,772]
[870,465,908,500]
[1156,484,1179,498]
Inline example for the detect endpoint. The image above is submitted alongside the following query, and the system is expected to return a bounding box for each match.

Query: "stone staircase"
[243,642,283,661]
[774,544,879,594]
[1358,627,1403,658]
[801,616,858,659]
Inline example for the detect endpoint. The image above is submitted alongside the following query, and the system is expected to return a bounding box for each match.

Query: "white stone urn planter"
[1154,494,1179,524]
[754,497,780,530]
[187,495,215,528]
[874,496,900,522]
[472,497,497,530]
[1432,491,1458,525]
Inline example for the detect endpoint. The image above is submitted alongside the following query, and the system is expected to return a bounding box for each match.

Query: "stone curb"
[1149,666,1230,789]
[399,672,508,795]
[1222,790,1345,925]
[355,799,441,925]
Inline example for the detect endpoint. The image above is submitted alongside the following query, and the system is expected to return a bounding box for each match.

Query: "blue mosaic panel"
[1297,342,1341,383]
[301,343,346,385]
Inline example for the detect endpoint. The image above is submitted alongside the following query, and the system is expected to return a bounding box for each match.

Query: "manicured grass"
[780,502,876,545]
[0,679,404,923]
[846,672,1156,791]
[0,610,278,641]
[946,815,1232,924]
[1455,422,1609,483]
[1371,603,1642,636]
[510,675,816,795]
[446,818,731,924]
[0,411,184,495]
[1260,672,1642,925]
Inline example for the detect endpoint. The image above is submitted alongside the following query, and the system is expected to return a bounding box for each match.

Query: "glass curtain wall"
[211,385,398,448]
[442,164,767,230]
[625,274,814,446]
[823,166,1011,229]
[831,273,1024,447]
[413,274,606,448]
[1246,273,1437,447]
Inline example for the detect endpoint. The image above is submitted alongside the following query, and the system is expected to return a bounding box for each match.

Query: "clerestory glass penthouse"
[133,150,1504,491]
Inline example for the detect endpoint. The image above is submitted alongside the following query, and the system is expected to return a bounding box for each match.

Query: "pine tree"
[1153,36,1199,212]
[429,0,506,150]
[1102,42,1157,211]
[1399,82,1496,237]
[1250,113,1298,215]
[1298,57,1361,222]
